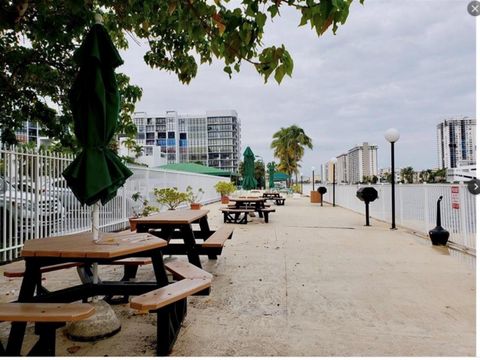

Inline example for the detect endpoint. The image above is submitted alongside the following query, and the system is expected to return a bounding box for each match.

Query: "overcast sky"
[118,0,475,172]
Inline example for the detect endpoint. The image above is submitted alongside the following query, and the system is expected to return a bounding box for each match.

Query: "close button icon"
[468,1,480,16]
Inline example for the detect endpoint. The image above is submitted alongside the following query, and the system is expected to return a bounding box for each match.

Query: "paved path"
[0,196,475,356]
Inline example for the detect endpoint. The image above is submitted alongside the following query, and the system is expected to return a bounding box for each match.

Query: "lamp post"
[384,128,400,230]
[311,166,315,191]
[331,157,337,207]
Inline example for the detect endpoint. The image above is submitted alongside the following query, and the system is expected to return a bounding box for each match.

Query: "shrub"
[153,187,189,210]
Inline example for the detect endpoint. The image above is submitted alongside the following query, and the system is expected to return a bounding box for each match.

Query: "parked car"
[15,177,78,213]
[0,177,66,241]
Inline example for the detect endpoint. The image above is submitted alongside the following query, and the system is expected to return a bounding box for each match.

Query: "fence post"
[458,185,468,248]
[398,184,404,226]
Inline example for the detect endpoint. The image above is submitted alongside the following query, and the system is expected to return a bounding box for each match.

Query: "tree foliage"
[1,0,362,146]
[270,124,313,184]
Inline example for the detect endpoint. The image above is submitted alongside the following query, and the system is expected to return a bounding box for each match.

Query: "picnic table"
[222,197,275,223]
[130,209,232,269]
[6,231,180,355]
[262,192,280,199]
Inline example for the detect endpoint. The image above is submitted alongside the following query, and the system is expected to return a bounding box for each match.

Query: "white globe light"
[330,157,337,164]
[311,166,315,171]
[384,128,400,143]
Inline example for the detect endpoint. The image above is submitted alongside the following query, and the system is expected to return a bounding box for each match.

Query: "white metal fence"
[0,147,223,262]
[319,183,476,253]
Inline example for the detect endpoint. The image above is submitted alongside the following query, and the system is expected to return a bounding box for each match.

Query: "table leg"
[6,260,40,355]
[257,205,264,218]
[180,225,202,268]
[198,216,216,260]
[150,249,169,287]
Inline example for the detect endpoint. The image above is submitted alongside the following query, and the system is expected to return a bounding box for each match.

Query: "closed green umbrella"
[267,162,276,189]
[242,147,257,190]
[63,22,132,207]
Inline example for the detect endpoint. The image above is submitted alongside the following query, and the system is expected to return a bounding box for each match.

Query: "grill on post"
[317,187,327,207]
[356,187,378,226]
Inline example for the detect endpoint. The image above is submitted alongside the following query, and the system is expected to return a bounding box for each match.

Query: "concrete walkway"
[0,196,475,356]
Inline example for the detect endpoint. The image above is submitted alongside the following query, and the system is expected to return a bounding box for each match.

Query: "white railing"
[319,183,476,253]
[0,147,223,262]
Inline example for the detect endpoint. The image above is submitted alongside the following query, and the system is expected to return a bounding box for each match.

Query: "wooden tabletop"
[22,232,167,259]
[229,197,266,202]
[130,209,209,225]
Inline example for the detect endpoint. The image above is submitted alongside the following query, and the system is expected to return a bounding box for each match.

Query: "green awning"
[156,163,232,177]
[273,172,289,181]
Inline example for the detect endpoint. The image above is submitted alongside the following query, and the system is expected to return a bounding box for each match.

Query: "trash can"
[310,191,321,203]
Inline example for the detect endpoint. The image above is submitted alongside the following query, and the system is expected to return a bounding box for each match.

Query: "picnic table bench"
[130,259,212,355]
[220,207,276,224]
[0,303,95,356]
[270,197,286,205]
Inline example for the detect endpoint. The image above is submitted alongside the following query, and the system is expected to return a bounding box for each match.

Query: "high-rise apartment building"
[437,117,476,169]
[347,142,378,184]
[133,110,241,173]
[335,153,349,183]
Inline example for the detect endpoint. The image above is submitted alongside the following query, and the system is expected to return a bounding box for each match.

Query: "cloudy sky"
[119,0,475,172]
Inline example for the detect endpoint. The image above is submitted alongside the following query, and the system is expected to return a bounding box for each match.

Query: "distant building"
[132,110,241,173]
[446,165,477,182]
[437,117,476,169]
[0,121,50,148]
[118,137,167,168]
[335,153,348,183]
[347,142,378,184]
[378,167,401,183]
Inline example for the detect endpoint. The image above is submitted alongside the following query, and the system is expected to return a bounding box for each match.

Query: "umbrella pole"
[92,202,100,284]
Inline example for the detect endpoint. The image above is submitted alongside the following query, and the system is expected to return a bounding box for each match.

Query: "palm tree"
[270,125,313,186]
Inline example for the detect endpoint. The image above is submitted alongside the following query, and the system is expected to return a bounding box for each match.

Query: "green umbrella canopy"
[241,146,257,190]
[63,23,133,206]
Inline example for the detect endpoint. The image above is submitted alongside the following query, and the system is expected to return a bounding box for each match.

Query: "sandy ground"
[0,196,476,356]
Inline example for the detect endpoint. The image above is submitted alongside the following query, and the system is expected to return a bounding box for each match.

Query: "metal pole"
[312,170,314,191]
[391,142,396,230]
[301,175,303,194]
[333,164,336,207]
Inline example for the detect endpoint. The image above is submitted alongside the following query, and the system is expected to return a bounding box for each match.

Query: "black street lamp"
[331,157,337,207]
[311,166,315,191]
[384,128,400,230]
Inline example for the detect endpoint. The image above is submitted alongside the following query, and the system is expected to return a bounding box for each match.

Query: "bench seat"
[0,303,94,323]
[164,260,213,280]
[0,303,95,356]
[130,260,212,355]
[202,226,234,248]
[2,261,82,278]
[130,278,211,312]
[220,208,250,224]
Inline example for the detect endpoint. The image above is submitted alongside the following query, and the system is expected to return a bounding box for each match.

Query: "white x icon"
[471,4,480,13]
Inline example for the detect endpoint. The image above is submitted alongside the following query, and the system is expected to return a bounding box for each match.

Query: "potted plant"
[214,181,236,204]
[186,186,205,210]
[153,187,189,210]
[130,192,159,231]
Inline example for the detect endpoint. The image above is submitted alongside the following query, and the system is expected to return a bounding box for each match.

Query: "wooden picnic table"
[7,231,173,355]
[262,192,280,199]
[229,197,267,217]
[130,209,217,268]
